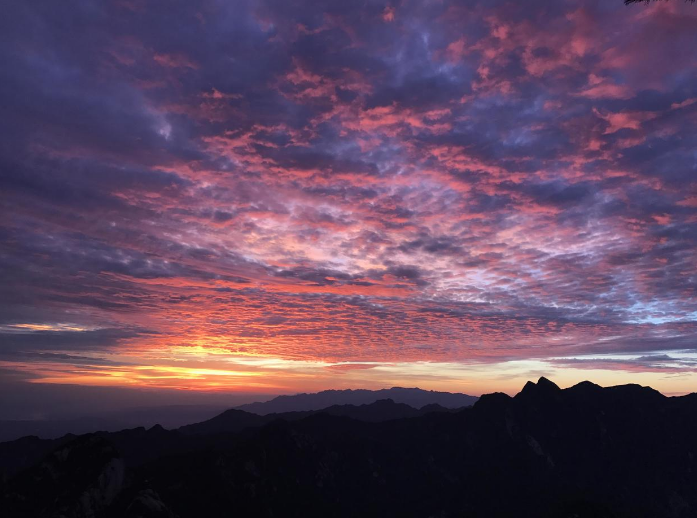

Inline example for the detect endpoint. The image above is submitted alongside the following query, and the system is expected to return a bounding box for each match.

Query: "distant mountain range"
[0,404,231,442]
[236,386,479,414]
[0,387,477,442]
[2,378,697,517]
[179,398,457,435]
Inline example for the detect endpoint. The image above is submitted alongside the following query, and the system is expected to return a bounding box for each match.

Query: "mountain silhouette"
[179,398,454,435]
[2,378,697,518]
[0,404,237,442]
[236,386,478,414]
[178,408,269,435]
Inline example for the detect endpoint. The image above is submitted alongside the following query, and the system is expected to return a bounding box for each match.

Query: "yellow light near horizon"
[133,365,264,377]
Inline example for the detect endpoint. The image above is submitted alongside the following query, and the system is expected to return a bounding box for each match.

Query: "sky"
[1,0,696,413]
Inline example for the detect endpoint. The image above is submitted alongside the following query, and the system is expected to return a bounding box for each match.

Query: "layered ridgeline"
[2,378,697,518]
[0,387,477,442]
[179,398,459,435]
[236,386,479,414]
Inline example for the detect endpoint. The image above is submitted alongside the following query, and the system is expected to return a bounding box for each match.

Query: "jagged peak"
[522,380,537,393]
[537,377,560,391]
[517,377,561,399]
[473,391,513,410]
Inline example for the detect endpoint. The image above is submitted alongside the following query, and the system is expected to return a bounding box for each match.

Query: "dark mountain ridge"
[2,378,697,518]
[236,386,478,414]
[0,404,236,442]
[178,398,452,435]
[0,388,476,443]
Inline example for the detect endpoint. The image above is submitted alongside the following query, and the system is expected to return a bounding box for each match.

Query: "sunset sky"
[1,0,696,409]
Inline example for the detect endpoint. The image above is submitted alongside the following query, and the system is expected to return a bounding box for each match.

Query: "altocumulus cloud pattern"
[0,0,696,393]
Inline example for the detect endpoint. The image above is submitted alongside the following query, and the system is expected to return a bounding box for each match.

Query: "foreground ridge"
[2,379,696,518]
